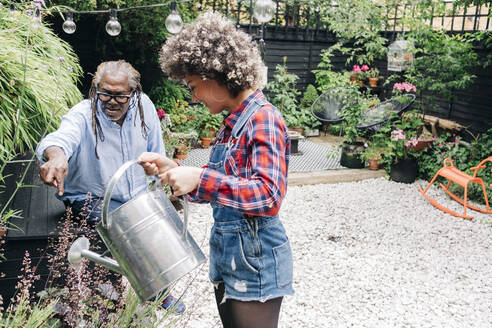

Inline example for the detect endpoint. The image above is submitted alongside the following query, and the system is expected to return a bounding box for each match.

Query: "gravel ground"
[159,178,492,328]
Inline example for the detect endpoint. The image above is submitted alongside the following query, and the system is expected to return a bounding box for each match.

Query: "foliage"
[376,110,425,170]
[1,210,174,327]
[366,67,379,79]
[299,84,321,130]
[312,48,350,93]
[264,58,302,128]
[322,0,387,65]
[194,105,223,137]
[265,57,300,114]
[360,143,383,161]
[417,129,492,205]
[402,27,478,111]
[339,85,366,144]
[0,3,83,154]
[149,78,190,116]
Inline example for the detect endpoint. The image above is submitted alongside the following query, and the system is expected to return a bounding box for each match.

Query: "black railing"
[200,0,491,32]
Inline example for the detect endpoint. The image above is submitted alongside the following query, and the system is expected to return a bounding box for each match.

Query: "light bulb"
[106,9,121,36]
[62,11,76,34]
[31,7,41,28]
[253,0,275,24]
[165,2,183,34]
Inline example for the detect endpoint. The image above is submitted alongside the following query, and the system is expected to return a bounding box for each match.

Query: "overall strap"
[231,96,268,139]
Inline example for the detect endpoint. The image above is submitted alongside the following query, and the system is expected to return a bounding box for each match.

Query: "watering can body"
[69,160,206,302]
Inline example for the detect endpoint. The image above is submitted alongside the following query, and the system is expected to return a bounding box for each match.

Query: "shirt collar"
[223,90,264,130]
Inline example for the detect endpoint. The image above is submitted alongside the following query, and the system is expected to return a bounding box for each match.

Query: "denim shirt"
[36,93,165,206]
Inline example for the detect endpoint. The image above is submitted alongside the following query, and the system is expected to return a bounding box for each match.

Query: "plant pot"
[368,77,379,87]
[411,137,433,152]
[174,145,188,160]
[340,142,365,168]
[368,158,379,170]
[390,158,418,184]
[200,137,213,148]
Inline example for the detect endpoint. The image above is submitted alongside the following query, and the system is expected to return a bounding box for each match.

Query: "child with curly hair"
[139,11,293,327]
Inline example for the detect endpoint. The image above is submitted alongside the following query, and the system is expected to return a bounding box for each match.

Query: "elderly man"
[36,60,185,313]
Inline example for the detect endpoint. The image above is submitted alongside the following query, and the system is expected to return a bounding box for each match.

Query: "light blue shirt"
[36,93,165,210]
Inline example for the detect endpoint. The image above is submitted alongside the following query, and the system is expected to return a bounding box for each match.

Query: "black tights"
[214,283,283,328]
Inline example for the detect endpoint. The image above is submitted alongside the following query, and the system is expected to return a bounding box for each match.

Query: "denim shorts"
[209,216,294,302]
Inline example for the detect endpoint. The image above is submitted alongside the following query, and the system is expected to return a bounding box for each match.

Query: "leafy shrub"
[149,78,190,114]
[0,5,83,155]
[417,129,492,205]
[299,84,321,130]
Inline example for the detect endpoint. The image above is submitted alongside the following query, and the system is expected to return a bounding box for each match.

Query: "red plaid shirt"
[190,90,290,216]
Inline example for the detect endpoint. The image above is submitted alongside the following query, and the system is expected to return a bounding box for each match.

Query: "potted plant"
[339,86,367,168]
[360,144,383,170]
[367,67,380,87]
[194,104,222,147]
[350,65,365,86]
[378,111,425,183]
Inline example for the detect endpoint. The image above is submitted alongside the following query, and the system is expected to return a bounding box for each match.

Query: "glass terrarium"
[387,40,414,72]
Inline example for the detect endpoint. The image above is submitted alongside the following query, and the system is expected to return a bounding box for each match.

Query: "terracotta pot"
[200,137,213,148]
[368,77,379,87]
[368,158,379,170]
[175,152,187,160]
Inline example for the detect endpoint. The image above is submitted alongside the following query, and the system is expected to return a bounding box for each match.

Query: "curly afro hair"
[159,11,265,97]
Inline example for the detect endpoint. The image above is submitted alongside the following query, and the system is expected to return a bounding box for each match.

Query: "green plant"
[0,4,83,154]
[360,143,384,161]
[149,78,190,115]
[312,48,350,93]
[194,105,223,137]
[339,87,370,144]
[377,110,425,170]
[417,129,492,205]
[264,57,301,127]
[324,0,388,66]
[401,27,478,113]
[299,84,321,130]
[367,67,379,79]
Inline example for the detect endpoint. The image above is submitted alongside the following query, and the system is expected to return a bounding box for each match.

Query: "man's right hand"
[39,146,68,196]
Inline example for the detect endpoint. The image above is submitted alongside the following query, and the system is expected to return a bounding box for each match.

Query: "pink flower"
[433,136,437,142]
[352,65,362,74]
[361,65,369,71]
[455,138,459,143]
[157,109,166,119]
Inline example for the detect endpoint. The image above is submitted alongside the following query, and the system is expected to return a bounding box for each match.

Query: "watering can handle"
[102,160,189,239]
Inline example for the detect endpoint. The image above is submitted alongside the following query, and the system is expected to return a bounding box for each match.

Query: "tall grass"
[0,2,83,156]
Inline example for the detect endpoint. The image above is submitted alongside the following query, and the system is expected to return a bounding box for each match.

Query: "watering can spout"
[68,237,124,275]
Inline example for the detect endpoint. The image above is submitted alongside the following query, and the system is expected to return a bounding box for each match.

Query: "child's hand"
[138,152,178,175]
[160,166,204,196]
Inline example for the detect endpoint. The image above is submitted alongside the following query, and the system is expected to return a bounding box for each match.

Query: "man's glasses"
[97,91,133,104]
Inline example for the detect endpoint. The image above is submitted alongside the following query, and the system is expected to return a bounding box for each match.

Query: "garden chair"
[418,157,492,219]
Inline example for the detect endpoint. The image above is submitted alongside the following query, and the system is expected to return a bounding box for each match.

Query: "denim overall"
[207,97,294,302]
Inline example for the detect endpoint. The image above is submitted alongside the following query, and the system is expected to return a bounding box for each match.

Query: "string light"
[165,1,183,34]
[105,9,121,36]
[62,11,76,34]
[253,0,275,24]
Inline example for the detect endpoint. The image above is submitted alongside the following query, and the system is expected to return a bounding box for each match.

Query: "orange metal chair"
[418,157,492,219]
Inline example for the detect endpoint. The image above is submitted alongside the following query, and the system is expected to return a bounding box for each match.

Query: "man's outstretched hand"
[39,146,68,196]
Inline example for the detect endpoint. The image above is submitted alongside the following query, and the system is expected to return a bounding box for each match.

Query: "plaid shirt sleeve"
[192,104,290,216]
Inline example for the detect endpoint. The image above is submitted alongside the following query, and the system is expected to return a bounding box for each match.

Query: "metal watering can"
[68,160,206,302]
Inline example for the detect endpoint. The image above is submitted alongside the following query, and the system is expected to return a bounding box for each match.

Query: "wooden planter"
[0,152,66,302]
